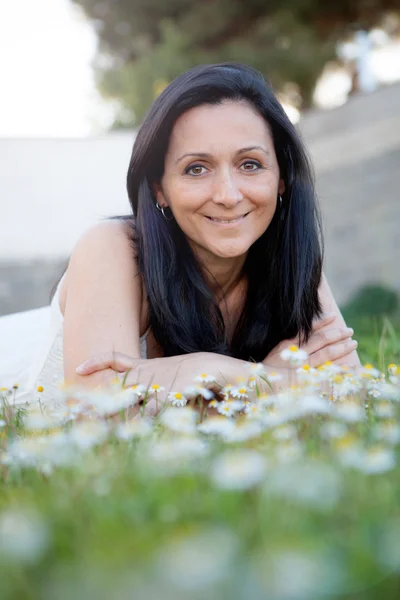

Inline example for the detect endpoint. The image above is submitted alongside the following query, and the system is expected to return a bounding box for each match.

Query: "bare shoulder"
[60,218,141,314]
[62,218,147,386]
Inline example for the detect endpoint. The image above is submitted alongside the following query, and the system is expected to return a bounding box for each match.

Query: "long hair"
[125,62,324,362]
[51,62,324,363]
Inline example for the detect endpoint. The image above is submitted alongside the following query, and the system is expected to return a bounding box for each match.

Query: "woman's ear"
[152,182,167,208]
[278,179,286,196]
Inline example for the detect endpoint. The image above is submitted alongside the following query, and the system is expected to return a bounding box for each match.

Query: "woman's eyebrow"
[175,145,270,164]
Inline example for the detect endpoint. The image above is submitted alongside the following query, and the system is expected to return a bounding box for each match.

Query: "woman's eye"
[241,160,261,171]
[185,164,206,176]
[184,160,261,176]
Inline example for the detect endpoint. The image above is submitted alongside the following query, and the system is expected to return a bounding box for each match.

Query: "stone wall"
[298,82,400,304]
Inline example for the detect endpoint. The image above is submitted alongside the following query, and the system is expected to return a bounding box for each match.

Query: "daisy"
[69,421,110,450]
[0,509,49,564]
[210,449,266,490]
[271,424,297,441]
[222,420,263,443]
[319,421,348,440]
[230,385,249,400]
[274,440,305,464]
[148,384,166,396]
[167,392,188,407]
[114,418,153,441]
[265,371,284,382]
[220,384,234,399]
[295,394,332,417]
[333,399,365,423]
[247,363,266,376]
[159,406,198,435]
[184,385,214,400]
[372,421,400,445]
[217,400,244,417]
[333,435,364,468]
[360,364,381,379]
[130,384,147,400]
[296,365,318,382]
[316,362,342,380]
[280,345,308,364]
[197,416,236,437]
[248,376,257,389]
[357,446,396,475]
[195,373,216,384]
[244,402,263,419]
[373,400,396,419]
[147,436,209,473]
[208,399,220,408]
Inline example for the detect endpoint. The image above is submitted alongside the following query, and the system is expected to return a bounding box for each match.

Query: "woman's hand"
[75,352,142,377]
[263,313,358,369]
[74,351,220,416]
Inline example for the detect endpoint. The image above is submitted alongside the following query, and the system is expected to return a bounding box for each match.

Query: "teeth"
[209,215,246,223]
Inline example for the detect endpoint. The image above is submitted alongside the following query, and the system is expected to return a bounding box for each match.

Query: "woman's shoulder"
[60,217,150,338]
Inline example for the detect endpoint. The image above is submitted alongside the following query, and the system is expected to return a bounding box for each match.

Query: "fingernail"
[75,365,86,374]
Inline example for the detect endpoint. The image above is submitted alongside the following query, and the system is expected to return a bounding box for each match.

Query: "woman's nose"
[212,172,244,207]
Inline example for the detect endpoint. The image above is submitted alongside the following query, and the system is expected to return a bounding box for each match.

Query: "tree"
[72,0,399,126]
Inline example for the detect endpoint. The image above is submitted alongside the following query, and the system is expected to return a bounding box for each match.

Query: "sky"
[0,0,113,137]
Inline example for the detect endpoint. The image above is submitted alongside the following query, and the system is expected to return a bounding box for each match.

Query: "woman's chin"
[207,244,250,260]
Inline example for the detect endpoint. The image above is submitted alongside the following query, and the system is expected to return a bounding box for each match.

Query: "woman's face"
[155,100,285,264]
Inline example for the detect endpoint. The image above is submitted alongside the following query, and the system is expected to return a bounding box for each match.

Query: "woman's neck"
[202,256,247,302]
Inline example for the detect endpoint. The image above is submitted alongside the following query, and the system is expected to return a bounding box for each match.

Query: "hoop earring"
[279,195,286,221]
[155,201,174,221]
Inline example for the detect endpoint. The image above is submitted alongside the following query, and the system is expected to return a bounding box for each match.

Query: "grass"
[0,316,400,600]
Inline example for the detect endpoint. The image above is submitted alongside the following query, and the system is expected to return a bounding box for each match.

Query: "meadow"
[1,308,400,600]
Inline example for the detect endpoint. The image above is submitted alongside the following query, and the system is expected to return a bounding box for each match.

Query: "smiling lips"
[206,212,250,224]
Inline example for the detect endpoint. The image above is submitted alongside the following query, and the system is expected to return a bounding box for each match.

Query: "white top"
[0,273,150,407]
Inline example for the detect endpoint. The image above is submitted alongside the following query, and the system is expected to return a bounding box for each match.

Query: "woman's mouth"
[205,212,250,225]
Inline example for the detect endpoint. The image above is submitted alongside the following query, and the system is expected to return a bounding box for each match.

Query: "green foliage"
[2,354,400,599]
[341,284,400,369]
[343,284,399,320]
[72,0,397,126]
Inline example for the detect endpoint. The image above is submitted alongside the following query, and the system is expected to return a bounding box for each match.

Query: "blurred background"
[1,0,399,362]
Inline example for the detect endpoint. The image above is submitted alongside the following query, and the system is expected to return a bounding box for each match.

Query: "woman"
[1,62,359,411]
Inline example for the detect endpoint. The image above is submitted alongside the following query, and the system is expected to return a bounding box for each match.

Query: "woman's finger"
[309,338,358,367]
[76,352,139,375]
[303,327,354,356]
[311,313,336,331]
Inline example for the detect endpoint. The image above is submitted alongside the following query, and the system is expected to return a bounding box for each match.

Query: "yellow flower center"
[174,393,182,399]
[37,386,44,393]
[289,345,299,352]
[152,385,161,390]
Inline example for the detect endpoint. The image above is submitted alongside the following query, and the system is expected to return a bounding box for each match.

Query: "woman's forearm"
[124,352,289,399]
[71,352,291,418]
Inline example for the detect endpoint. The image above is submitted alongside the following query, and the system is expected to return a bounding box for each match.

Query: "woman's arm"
[262,272,361,370]
[74,351,290,415]
[317,271,361,367]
